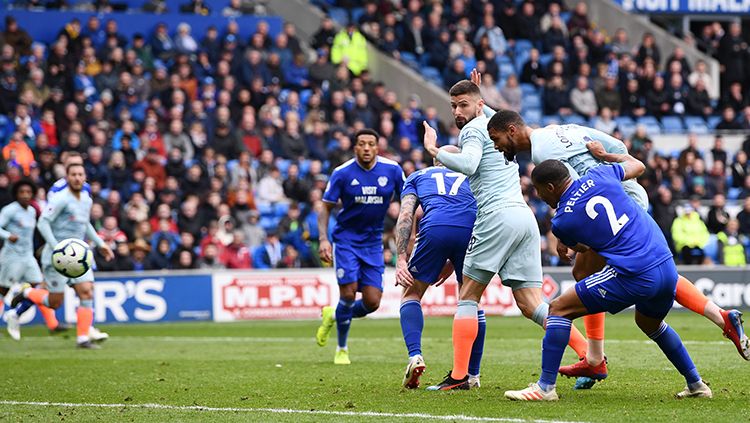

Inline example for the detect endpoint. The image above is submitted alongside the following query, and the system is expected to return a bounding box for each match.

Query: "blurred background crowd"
[0,0,749,271]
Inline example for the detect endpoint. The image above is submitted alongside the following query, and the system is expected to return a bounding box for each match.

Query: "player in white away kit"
[421,76,588,390]
[487,109,749,388]
[0,179,43,340]
[12,163,114,348]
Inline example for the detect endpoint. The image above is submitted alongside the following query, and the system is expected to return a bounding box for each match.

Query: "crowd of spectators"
[0,1,749,272]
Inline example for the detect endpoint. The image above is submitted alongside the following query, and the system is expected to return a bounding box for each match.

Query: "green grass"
[0,313,748,422]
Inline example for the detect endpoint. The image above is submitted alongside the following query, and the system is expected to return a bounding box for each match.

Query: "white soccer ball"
[52,238,93,279]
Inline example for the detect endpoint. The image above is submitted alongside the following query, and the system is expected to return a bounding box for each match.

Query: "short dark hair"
[531,160,570,186]
[354,128,380,143]
[66,162,85,174]
[448,80,480,97]
[12,178,35,199]
[487,109,525,133]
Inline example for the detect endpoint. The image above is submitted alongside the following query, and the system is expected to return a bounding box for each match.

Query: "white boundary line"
[0,400,586,423]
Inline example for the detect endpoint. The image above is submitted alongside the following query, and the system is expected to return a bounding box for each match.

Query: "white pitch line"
[0,400,586,423]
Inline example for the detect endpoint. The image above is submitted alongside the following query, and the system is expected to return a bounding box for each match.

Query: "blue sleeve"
[394,165,405,198]
[552,222,577,248]
[401,173,417,200]
[322,169,343,204]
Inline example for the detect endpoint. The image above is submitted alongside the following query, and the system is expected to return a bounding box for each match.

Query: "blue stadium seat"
[258,204,274,217]
[350,7,365,24]
[299,89,312,107]
[276,159,291,176]
[563,115,586,125]
[422,67,441,80]
[614,116,636,137]
[522,109,542,126]
[728,187,742,200]
[539,53,553,68]
[542,115,561,126]
[299,159,311,177]
[514,39,534,56]
[661,116,684,134]
[514,50,530,75]
[399,52,420,70]
[260,216,281,231]
[499,62,516,78]
[707,116,722,129]
[521,94,541,109]
[636,116,662,135]
[520,83,537,95]
[498,55,513,65]
[274,202,290,217]
[684,116,709,135]
[704,235,719,263]
[328,7,349,25]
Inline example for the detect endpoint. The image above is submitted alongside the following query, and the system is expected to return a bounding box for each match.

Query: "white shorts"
[462,205,543,289]
[0,255,43,288]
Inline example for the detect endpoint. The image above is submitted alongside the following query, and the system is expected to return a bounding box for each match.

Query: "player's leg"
[4,260,45,340]
[72,280,99,349]
[333,281,357,364]
[351,244,385,318]
[571,250,608,366]
[316,243,357,348]
[674,275,748,360]
[400,279,429,389]
[505,285,590,401]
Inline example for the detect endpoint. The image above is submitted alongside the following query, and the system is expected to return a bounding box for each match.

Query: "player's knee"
[517,301,536,319]
[548,298,574,319]
[571,267,590,282]
[0,287,8,296]
[364,298,380,312]
[48,296,63,309]
[77,288,94,300]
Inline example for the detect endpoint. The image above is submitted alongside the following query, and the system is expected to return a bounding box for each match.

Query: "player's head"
[65,163,87,192]
[487,109,528,162]
[12,178,35,206]
[434,145,460,167]
[353,128,379,167]
[531,159,572,208]
[449,80,483,129]
[62,151,84,167]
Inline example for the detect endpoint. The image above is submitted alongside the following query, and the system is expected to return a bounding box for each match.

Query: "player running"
[421,79,589,391]
[11,163,114,348]
[0,179,44,340]
[487,110,749,387]
[395,145,484,389]
[315,129,405,364]
[505,157,712,401]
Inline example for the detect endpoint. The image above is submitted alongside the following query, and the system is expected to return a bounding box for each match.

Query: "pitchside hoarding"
[3,267,749,325]
[612,0,750,14]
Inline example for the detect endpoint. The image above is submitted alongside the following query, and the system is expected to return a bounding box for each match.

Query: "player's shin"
[400,300,423,357]
[76,299,94,343]
[336,299,355,349]
[674,276,723,327]
[14,299,34,317]
[647,322,702,388]
[451,300,478,380]
[39,305,59,330]
[539,316,573,392]
[351,300,373,318]
[534,302,588,359]
[584,313,606,364]
[468,309,486,378]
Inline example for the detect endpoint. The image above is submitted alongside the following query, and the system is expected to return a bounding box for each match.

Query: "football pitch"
[0,313,747,422]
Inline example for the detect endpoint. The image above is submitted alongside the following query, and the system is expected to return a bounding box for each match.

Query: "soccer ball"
[52,238,93,278]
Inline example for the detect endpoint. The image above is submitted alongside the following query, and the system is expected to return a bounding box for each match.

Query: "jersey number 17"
[431,172,466,196]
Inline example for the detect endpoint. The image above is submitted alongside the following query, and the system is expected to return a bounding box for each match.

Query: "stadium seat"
[704,235,719,263]
[520,83,537,95]
[563,115,586,125]
[258,204,274,217]
[539,53,553,68]
[259,216,281,231]
[276,159,291,176]
[521,94,541,109]
[274,202,290,217]
[661,116,684,134]
[728,187,742,200]
[299,159,311,177]
[615,116,636,137]
[542,115,561,126]
[499,62,516,79]
[636,116,662,135]
[522,109,542,126]
[707,116,722,129]
[684,116,709,135]
[514,39,533,56]
[328,7,349,25]
[514,50,530,75]
[399,52,420,70]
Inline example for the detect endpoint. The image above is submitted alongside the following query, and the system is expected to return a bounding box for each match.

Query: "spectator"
[520,48,545,88]
[331,22,368,76]
[671,202,710,264]
[567,2,592,38]
[595,76,621,115]
[738,197,750,235]
[180,0,210,15]
[717,219,747,266]
[164,119,195,161]
[3,16,32,57]
[134,148,167,190]
[543,75,573,116]
[253,230,283,269]
[636,32,661,66]
[479,73,508,111]
[473,14,506,57]
[570,76,597,118]
[312,16,337,50]
[112,241,136,271]
[731,151,749,188]
[256,166,289,206]
[592,107,617,135]
[500,75,522,113]
[688,59,717,99]
[197,243,226,269]
[716,107,742,130]
[130,239,151,271]
[174,23,198,55]
[3,132,34,175]
[646,75,670,118]
[146,237,174,270]
[720,82,748,113]
[687,79,713,117]
[242,210,266,251]
[718,22,746,89]
[710,135,728,165]
[706,194,730,234]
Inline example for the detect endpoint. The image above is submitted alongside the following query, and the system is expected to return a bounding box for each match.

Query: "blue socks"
[336,299,354,348]
[351,300,372,318]
[648,322,701,386]
[538,315,572,391]
[469,309,486,376]
[14,299,34,317]
[400,300,423,357]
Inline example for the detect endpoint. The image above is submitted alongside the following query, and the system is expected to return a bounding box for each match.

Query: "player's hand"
[98,245,115,261]
[585,140,607,160]
[422,121,439,157]
[556,241,573,260]
[434,260,454,287]
[319,240,333,265]
[396,257,414,288]
[470,68,481,86]
[8,234,18,243]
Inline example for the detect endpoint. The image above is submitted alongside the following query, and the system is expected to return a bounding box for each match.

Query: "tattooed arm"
[395,194,418,287]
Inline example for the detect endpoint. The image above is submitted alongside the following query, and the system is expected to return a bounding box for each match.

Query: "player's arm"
[424,122,483,176]
[586,141,646,180]
[86,223,114,261]
[0,207,17,243]
[582,127,629,155]
[317,201,336,264]
[395,193,418,288]
[469,68,496,118]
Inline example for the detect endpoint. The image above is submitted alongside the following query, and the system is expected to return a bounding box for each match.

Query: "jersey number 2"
[431,172,466,195]
[585,195,629,236]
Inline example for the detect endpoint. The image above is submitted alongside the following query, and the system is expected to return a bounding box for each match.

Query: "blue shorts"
[333,243,384,290]
[575,259,678,320]
[409,225,472,284]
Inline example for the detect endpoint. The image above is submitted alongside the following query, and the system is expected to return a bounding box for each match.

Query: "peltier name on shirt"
[562,179,595,213]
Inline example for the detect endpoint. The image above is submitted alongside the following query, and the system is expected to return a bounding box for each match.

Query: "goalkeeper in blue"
[395,145,483,389]
[505,153,712,401]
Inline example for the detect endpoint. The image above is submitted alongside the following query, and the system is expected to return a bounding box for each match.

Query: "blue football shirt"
[323,157,405,246]
[401,166,476,231]
[551,164,673,276]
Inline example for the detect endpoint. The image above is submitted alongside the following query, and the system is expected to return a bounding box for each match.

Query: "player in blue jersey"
[315,129,405,364]
[487,110,748,389]
[395,145,483,389]
[505,156,712,401]
[0,179,44,340]
[11,163,114,348]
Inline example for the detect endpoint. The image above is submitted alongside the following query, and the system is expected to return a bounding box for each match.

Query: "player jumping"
[11,163,114,348]
[0,179,45,340]
[505,157,712,400]
[395,145,483,389]
[315,129,405,364]
[421,78,589,390]
[487,109,749,389]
